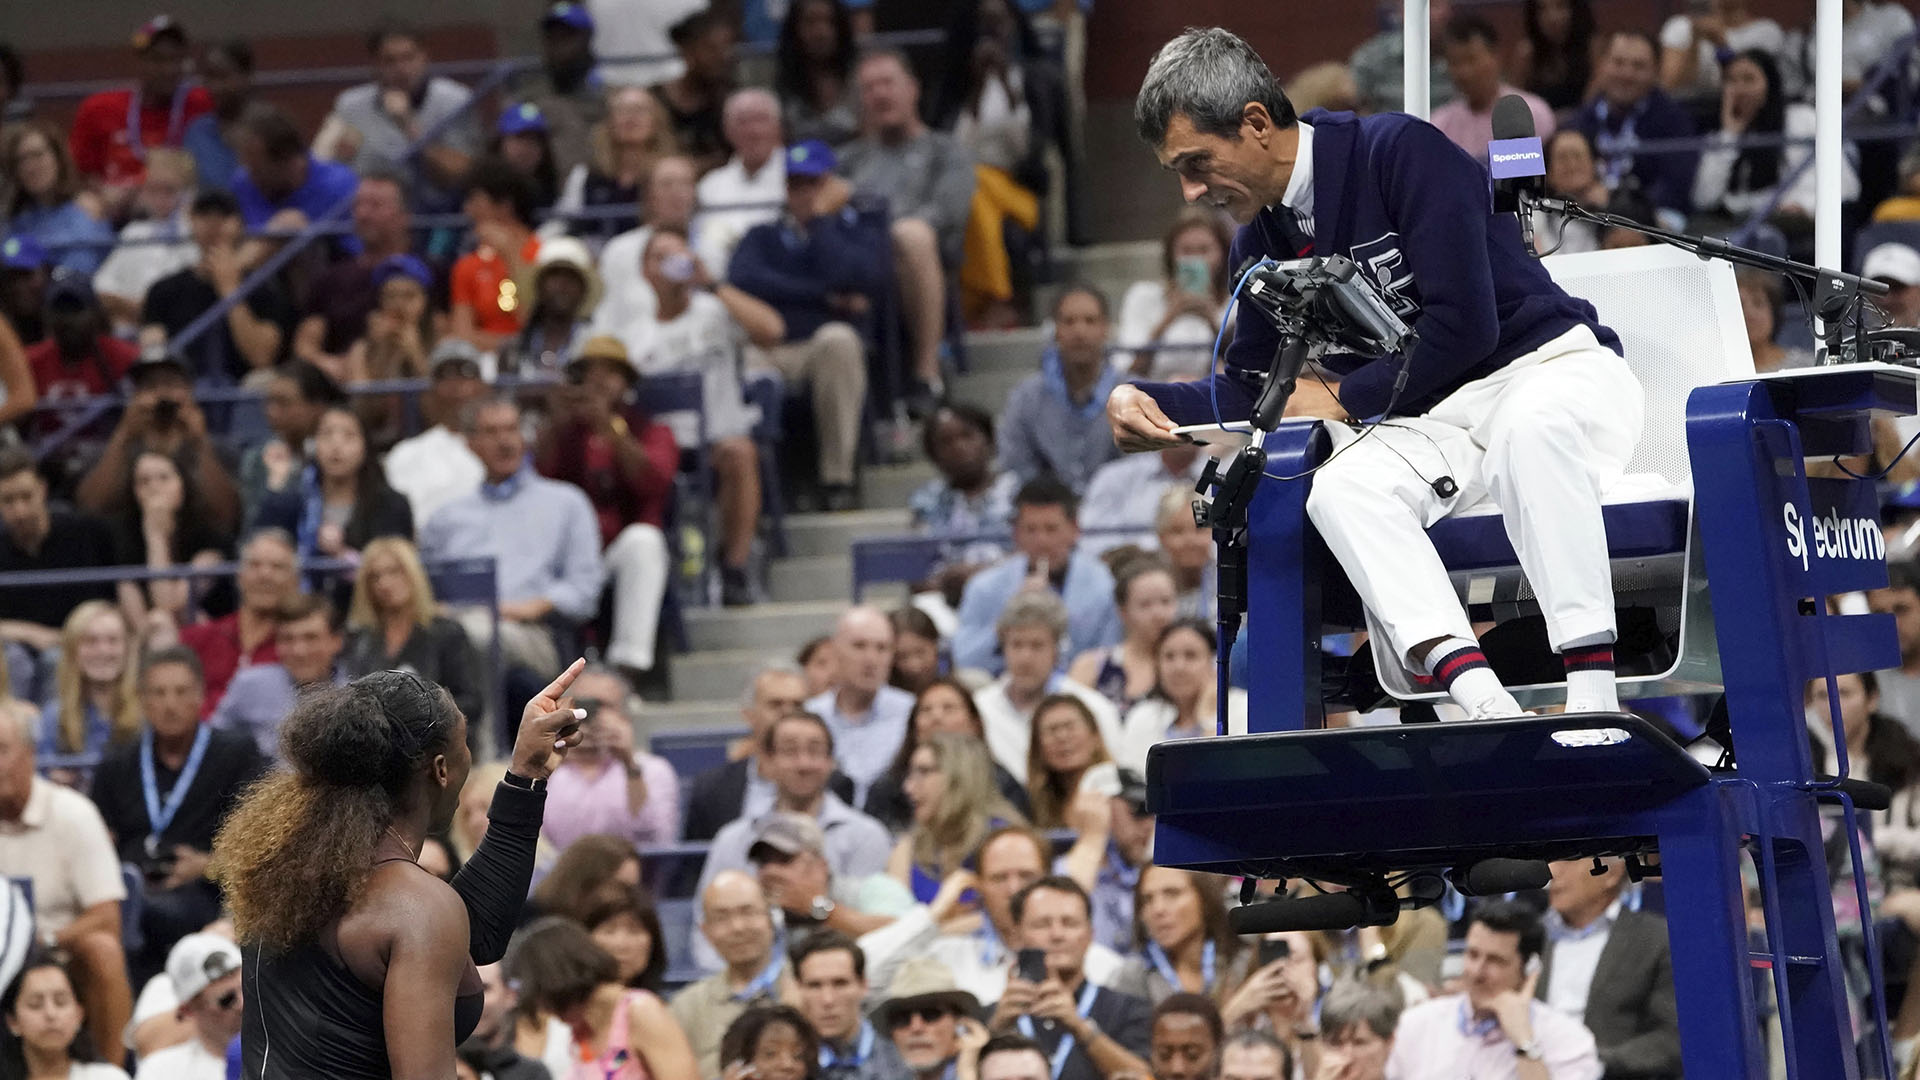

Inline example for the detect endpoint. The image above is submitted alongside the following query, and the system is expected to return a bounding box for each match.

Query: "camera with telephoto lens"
[152,397,180,425]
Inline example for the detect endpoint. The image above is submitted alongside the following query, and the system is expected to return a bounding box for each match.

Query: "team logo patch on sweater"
[1351,232,1422,319]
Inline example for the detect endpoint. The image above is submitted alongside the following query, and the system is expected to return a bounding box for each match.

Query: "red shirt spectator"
[178,613,279,720]
[536,342,678,538]
[26,336,138,401]
[176,529,296,716]
[68,18,213,190]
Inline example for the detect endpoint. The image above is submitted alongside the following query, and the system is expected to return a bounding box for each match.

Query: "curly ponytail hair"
[213,671,459,954]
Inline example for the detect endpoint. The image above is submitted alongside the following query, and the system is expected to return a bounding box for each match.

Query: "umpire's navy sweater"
[1138,108,1621,424]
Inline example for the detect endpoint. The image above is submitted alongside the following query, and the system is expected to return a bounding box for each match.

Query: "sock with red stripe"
[1425,637,1522,718]
[1562,639,1619,714]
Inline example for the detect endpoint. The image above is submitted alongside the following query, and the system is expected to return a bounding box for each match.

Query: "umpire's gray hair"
[1135,27,1297,146]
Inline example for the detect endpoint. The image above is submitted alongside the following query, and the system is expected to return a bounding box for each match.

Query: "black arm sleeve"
[450,781,545,964]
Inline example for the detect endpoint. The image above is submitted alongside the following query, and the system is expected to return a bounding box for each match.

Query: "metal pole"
[1815,0,1843,274]
[1403,0,1430,119]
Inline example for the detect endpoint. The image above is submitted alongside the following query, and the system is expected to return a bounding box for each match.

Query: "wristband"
[501,770,546,792]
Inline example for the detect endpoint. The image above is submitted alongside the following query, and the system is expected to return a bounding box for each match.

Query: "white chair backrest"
[1544,244,1755,486]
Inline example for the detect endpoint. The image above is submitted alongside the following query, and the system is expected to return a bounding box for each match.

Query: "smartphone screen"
[1016,947,1049,984]
[1256,937,1292,968]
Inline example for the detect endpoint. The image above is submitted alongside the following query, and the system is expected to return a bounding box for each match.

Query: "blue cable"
[1208,260,1275,433]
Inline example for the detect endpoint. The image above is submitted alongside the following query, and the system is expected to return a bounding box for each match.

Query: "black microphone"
[1453,857,1552,896]
[1489,95,1547,255]
[1229,890,1398,934]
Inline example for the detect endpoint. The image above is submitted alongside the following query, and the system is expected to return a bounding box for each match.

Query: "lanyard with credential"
[126,83,192,164]
[820,1023,875,1070]
[141,724,211,857]
[1145,939,1214,992]
[1017,981,1099,1080]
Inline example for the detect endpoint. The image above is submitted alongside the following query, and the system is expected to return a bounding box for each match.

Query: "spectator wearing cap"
[730,138,878,512]
[318,23,483,215]
[591,154,700,341]
[72,353,241,538]
[134,933,243,1080]
[450,158,543,354]
[344,254,440,445]
[508,236,599,373]
[672,871,799,1079]
[0,448,120,702]
[495,103,564,215]
[878,957,986,1080]
[985,876,1154,1080]
[207,592,348,759]
[28,271,139,409]
[229,103,362,254]
[624,224,784,606]
[830,49,975,408]
[653,11,739,174]
[1387,901,1600,1080]
[1865,242,1920,328]
[795,933,912,1080]
[137,189,293,384]
[3,122,116,277]
[294,173,426,375]
[1,233,51,345]
[534,335,678,673]
[418,395,604,681]
[67,17,214,213]
[94,148,200,332]
[697,89,788,273]
[0,703,134,1060]
[91,648,267,975]
[384,342,488,524]
[179,39,253,195]
[726,811,918,976]
[512,4,607,177]
[696,711,895,925]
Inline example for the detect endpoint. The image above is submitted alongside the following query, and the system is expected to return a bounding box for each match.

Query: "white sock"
[1565,669,1621,714]
[1424,637,1522,718]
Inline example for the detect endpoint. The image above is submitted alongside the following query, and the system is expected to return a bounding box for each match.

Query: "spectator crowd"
[0,1,1918,1079]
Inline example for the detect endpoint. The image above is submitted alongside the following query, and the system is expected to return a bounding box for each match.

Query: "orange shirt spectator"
[450,234,542,339]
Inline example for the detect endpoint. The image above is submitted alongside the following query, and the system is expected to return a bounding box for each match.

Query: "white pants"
[603,523,670,671]
[1304,326,1645,671]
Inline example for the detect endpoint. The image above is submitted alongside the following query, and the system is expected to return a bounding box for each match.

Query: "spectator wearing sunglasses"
[135,933,244,1080]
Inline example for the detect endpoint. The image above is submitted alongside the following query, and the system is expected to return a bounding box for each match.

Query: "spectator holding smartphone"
[986,877,1153,1080]
[1113,209,1232,382]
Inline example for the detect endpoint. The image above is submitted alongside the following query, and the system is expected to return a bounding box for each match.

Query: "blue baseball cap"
[0,234,48,272]
[497,101,549,137]
[542,1,595,33]
[47,268,97,310]
[371,253,433,292]
[784,140,837,179]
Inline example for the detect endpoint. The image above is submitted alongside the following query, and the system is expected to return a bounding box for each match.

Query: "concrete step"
[668,647,800,702]
[864,461,935,509]
[949,367,1031,415]
[958,327,1047,374]
[684,599,846,651]
[1057,239,1162,285]
[640,699,748,736]
[767,554,851,603]
[783,508,912,557]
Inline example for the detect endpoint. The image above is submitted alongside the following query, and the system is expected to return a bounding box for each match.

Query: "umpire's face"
[1156,107,1291,225]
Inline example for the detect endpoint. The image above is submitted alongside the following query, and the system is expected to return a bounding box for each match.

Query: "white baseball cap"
[1863,243,1920,287]
[166,933,241,1003]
